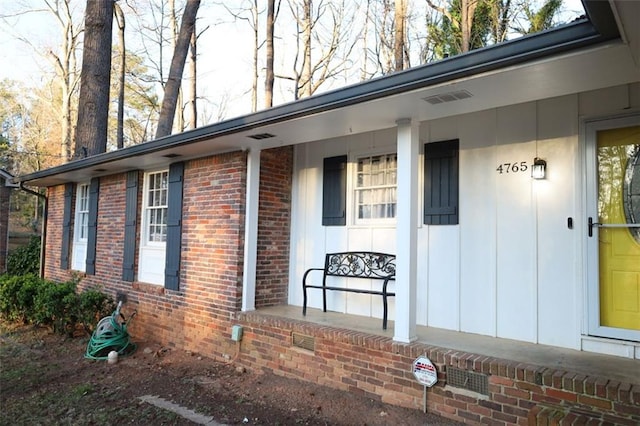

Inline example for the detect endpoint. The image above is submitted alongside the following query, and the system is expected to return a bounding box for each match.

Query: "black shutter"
[322,155,347,226]
[165,162,184,291]
[60,183,74,269]
[122,171,139,282]
[424,140,459,225]
[85,177,100,275]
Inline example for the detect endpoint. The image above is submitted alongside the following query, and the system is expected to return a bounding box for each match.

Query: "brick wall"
[44,185,71,282]
[237,312,640,425]
[42,148,292,359]
[256,146,293,307]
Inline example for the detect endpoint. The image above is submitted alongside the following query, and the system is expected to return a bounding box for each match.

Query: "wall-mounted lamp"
[531,157,547,180]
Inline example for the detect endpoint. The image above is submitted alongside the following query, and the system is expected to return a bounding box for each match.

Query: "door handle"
[588,217,598,237]
[588,217,640,236]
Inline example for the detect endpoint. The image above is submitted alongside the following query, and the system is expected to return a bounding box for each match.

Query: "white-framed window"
[76,184,90,240]
[144,170,169,244]
[138,169,169,285]
[71,183,90,271]
[354,153,397,222]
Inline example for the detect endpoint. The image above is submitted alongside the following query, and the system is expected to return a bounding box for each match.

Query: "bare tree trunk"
[43,0,81,162]
[187,26,197,129]
[156,0,200,139]
[300,0,312,98]
[61,84,73,161]
[361,0,370,81]
[251,0,258,112]
[75,0,114,157]
[265,0,275,108]
[461,0,478,53]
[169,0,184,133]
[284,0,357,98]
[394,0,405,71]
[114,3,126,149]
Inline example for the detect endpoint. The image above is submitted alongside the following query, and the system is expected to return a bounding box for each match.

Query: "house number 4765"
[496,162,529,174]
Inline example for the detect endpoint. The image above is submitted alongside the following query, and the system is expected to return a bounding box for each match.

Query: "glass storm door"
[587,118,640,341]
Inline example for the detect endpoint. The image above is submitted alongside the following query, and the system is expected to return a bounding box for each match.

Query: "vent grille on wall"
[423,89,473,105]
[247,133,276,140]
[292,332,315,352]
[447,367,489,395]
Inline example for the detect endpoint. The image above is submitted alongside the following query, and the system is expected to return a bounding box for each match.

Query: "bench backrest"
[324,252,395,279]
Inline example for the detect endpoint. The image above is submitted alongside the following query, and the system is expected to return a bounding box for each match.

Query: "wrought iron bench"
[302,252,396,330]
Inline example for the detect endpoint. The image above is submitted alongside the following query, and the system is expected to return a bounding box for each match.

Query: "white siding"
[288,84,635,351]
[426,226,459,330]
[423,117,461,331]
[495,103,537,342]
[536,94,580,348]
[458,110,498,336]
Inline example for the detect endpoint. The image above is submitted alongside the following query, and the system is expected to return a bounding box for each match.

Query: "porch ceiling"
[18,0,639,187]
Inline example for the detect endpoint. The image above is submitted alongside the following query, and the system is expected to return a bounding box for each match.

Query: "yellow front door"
[597,126,640,331]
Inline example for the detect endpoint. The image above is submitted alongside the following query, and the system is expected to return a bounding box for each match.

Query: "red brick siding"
[237,312,640,425]
[42,149,291,359]
[94,174,126,287]
[256,146,293,307]
[44,185,75,282]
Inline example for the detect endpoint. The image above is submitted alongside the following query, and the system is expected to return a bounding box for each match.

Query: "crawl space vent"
[423,89,473,105]
[447,367,489,395]
[292,332,315,352]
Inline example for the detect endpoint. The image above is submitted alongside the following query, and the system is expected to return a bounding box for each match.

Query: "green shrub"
[0,274,45,323]
[0,274,115,336]
[16,274,47,323]
[6,236,41,275]
[76,288,117,333]
[33,280,77,333]
[0,274,25,321]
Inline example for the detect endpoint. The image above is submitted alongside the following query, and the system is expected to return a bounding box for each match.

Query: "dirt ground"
[0,321,463,425]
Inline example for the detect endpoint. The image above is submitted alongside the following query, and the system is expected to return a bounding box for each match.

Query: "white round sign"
[412,356,438,387]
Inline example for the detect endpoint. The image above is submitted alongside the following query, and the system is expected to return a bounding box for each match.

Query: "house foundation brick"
[237,311,640,425]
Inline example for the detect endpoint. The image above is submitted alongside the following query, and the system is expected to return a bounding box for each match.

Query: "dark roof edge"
[19,10,618,185]
[582,0,620,39]
[0,169,19,187]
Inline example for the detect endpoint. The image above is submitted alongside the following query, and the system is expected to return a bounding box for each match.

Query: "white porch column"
[394,118,418,343]
[242,148,261,312]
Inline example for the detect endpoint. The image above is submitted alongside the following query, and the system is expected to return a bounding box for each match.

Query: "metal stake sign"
[413,356,438,386]
[412,356,438,413]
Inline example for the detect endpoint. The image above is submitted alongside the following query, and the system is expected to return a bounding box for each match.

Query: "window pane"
[355,154,397,220]
[75,184,90,242]
[145,171,169,244]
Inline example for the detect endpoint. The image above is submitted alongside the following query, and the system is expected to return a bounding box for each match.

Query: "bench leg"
[302,286,307,316]
[382,294,388,330]
[322,288,327,312]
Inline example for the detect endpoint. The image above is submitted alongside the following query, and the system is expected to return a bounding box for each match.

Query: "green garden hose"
[85,304,136,360]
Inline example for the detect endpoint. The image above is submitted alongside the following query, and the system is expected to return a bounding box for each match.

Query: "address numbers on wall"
[496,161,529,174]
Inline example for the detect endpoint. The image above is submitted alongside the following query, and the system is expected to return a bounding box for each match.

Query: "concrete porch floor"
[254,305,639,386]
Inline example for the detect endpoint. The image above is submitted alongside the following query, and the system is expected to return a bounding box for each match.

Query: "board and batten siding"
[289,93,587,349]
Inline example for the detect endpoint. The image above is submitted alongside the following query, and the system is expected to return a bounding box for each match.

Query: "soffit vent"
[292,332,315,352]
[423,89,473,105]
[447,366,489,395]
[247,133,276,140]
